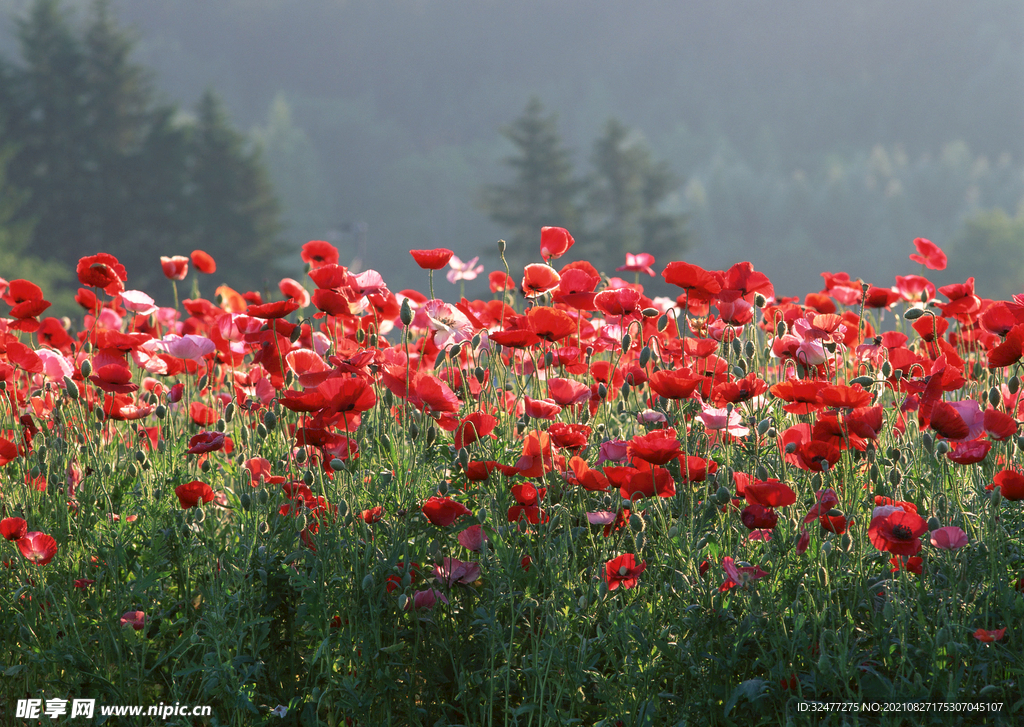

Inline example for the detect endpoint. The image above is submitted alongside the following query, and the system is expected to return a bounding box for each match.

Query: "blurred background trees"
[0,0,283,305]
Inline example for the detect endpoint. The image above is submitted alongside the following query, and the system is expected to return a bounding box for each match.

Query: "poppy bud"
[776,321,787,337]
[543,351,553,367]
[639,346,651,368]
[330,458,344,471]
[426,426,437,447]
[498,239,506,255]
[754,293,767,308]
[642,307,659,318]
[850,375,874,387]
[475,366,486,383]
[63,376,78,400]
[903,308,925,320]
[621,333,632,352]
[598,383,608,399]
[733,363,746,377]
[889,468,902,486]
[409,422,420,440]
[81,359,93,377]
[198,374,209,391]
[731,339,742,357]
[880,361,893,378]
[991,489,1002,509]
[1010,376,1021,395]
[449,343,462,359]
[657,315,669,332]
[289,325,302,344]
[361,574,374,592]
[621,381,631,398]
[263,411,277,430]
[239,493,252,511]
[757,419,772,436]
[934,440,949,455]
[400,299,413,326]
[714,486,731,505]
[922,432,933,453]
[744,340,755,359]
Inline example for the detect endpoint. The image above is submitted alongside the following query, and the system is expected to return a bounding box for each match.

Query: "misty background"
[2,0,1023,303]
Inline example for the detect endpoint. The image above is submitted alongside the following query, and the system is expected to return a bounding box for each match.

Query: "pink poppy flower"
[720,556,768,592]
[446,255,484,283]
[120,610,146,631]
[930,526,968,550]
[434,557,481,586]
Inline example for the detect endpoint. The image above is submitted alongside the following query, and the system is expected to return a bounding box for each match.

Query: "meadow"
[1,233,1022,726]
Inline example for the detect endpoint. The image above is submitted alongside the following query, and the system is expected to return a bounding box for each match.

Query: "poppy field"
[2,233,1023,726]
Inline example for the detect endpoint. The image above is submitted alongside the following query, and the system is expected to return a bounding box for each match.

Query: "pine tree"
[586,118,689,271]
[182,90,283,294]
[480,97,583,269]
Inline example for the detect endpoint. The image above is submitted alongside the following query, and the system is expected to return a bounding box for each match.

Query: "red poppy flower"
[77,253,127,295]
[548,422,591,450]
[160,255,189,280]
[187,431,226,455]
[489,270,515,292]
[992,469,1024,500]
[454,412,497,449]
[565,456,610,492]
[508,482,548,524]
[527,306,576,341]
[421,496,472,527]
[523,396,562,420]
[604,553,646,591]
[410,248,454,270]
[744,479,796,508]
[175,480,215,509]
[741,504,778,530]
[663,261,722,300]
[817,384,872,410]
[1,517,28,541]
[909,237,947,270]
[928,401,969,440]
[594,287,642,316]
[540,226,575,261]
[946,438,991,465]
[247,299,300,319]
[973,628,1006,643]
[547,377,591,407]
[988,324,1024,369]
[190,250,216,274]
[302,240,340,268]
[359,506,384,524]
[522,263,561,298]
[649,368,704,400]
[17,531,58,565]
[889,555,923,575]
[868,510,928,556]
[189,402,219,426]
[627,428,681,465]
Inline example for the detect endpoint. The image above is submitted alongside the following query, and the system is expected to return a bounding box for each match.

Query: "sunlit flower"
[446,255,484,283]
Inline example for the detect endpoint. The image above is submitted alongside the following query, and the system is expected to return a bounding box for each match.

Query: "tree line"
[0,0,282,306]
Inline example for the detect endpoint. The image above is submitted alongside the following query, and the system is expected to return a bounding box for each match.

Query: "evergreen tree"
[480,97,583,268]
[182,90,283,294]
[586,118,689,271]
